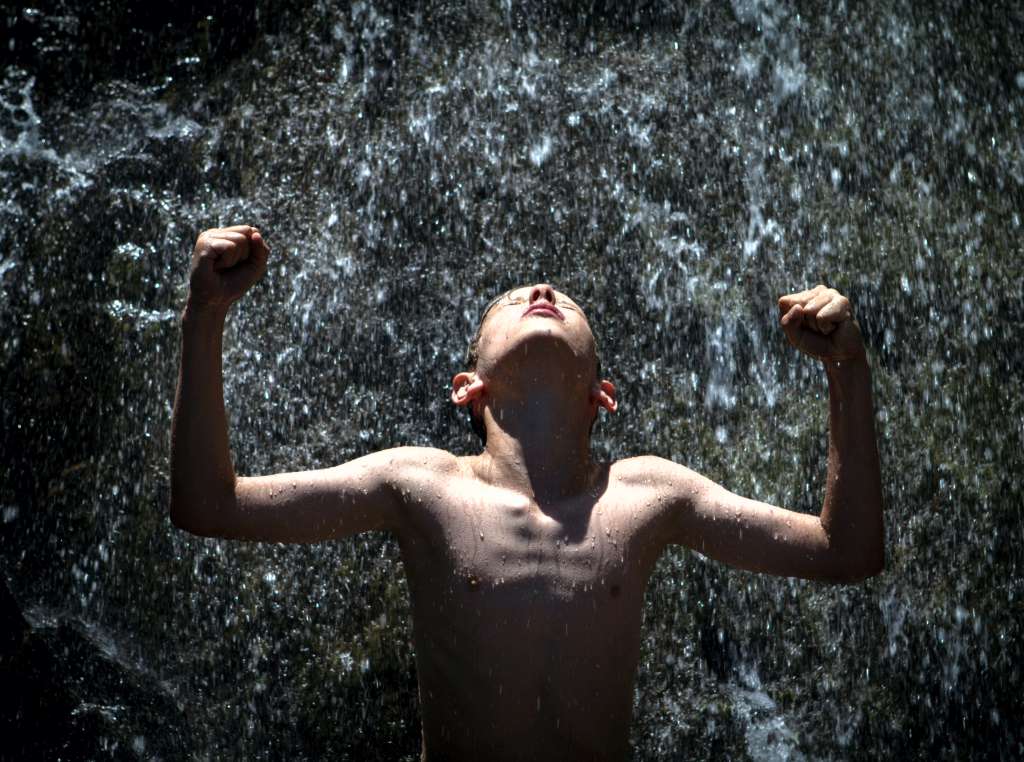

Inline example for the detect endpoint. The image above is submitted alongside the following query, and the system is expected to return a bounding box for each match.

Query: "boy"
[171,225,883,761]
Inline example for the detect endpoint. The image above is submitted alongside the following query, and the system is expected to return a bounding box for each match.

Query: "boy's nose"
[528,284,556,305]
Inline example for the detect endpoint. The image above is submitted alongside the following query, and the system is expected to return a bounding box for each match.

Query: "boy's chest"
[399,488,664,612]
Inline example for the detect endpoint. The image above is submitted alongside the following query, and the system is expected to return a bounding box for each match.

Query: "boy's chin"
[485,336,589,379]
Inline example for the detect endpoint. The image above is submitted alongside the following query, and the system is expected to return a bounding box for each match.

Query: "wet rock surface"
[2,1,1023,759]
[1,578,188,760]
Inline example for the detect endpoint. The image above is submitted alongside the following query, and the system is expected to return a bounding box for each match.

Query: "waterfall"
[2,1,1022,758]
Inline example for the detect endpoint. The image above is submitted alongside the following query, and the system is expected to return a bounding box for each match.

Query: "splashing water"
[2,1,1023,759]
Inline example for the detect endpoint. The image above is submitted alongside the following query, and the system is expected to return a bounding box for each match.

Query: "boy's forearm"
[819,357,885,578]
[170,303,236,532]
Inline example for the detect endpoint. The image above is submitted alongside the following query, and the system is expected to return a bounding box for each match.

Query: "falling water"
[2,1,1022,759]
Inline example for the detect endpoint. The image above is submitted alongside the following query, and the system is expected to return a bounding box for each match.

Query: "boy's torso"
[392,453,681,760]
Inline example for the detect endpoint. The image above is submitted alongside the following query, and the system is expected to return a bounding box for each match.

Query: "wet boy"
[171,225,883,760]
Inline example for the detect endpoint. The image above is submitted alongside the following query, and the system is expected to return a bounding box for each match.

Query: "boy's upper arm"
[634,456,845,582]
[195,447,452,544]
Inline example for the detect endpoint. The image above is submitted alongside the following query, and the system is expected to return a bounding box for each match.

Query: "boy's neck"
[475,394,596,503]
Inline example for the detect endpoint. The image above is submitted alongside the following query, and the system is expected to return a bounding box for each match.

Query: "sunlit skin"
[171,226,884,761]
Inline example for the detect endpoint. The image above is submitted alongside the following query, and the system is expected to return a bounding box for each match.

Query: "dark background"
[2,1,1022,759]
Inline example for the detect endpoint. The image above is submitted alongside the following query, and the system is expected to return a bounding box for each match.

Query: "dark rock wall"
[2,1,1022,759]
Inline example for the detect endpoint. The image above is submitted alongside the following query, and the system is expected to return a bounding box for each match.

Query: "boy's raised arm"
[653,285,884,583]
[169,226,411,542]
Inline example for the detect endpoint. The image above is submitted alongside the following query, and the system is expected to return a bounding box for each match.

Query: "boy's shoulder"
[606,454,700,487]
[367,445,463,475]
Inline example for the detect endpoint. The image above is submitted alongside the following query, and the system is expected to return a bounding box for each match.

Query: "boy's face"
[472,284,599,381]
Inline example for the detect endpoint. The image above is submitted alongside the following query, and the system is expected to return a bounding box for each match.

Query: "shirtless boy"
[170,225,883,761]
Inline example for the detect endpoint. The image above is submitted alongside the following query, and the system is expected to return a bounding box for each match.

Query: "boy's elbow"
[856,531,887,581]
[170,511,210,537]
[169,494,228,538]
[170,502,208,536]
[820,517,885,583]
[834,547,885,584]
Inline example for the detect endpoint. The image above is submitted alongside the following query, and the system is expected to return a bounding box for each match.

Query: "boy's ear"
[451,372,486,407]
[591,379,618,413]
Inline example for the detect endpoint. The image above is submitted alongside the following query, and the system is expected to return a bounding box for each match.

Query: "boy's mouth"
[522,303,564,320]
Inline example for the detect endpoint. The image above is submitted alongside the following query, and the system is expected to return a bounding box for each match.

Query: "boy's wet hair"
[464,289,512,376]
[464,290,511,445]
[464,289,602,446]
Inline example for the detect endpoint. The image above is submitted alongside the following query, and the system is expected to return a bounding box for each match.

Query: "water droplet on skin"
[479,531,484,541]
